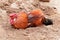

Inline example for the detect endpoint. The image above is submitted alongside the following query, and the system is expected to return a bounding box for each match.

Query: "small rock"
[10,3,19,9]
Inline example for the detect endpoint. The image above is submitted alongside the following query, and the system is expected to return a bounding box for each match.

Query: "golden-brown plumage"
[13,11,28,29]
[29,9,45,26]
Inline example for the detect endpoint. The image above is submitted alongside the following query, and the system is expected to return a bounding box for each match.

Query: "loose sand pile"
[0,0,60,40]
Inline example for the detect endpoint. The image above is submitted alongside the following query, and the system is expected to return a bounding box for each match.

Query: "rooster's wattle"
[10,13,17,25]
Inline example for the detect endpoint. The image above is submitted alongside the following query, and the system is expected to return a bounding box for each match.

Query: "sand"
[0,0,60,40]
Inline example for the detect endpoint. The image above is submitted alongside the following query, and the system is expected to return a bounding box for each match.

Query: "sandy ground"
[0,0,60,40]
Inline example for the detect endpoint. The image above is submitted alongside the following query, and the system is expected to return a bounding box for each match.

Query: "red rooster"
[9,9,53,29]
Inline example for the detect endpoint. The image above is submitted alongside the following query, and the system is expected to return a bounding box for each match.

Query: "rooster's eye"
[14,18,16,21]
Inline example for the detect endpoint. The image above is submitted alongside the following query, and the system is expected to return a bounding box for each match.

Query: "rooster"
[9,9,53,29]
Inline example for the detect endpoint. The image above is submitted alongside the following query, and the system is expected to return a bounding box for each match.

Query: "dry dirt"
[0,0,60,40]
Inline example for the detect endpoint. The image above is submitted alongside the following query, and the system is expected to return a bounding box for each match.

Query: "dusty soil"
[0,0,60,40]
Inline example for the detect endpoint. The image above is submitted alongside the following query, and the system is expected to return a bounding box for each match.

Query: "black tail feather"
[43,18,53,25]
